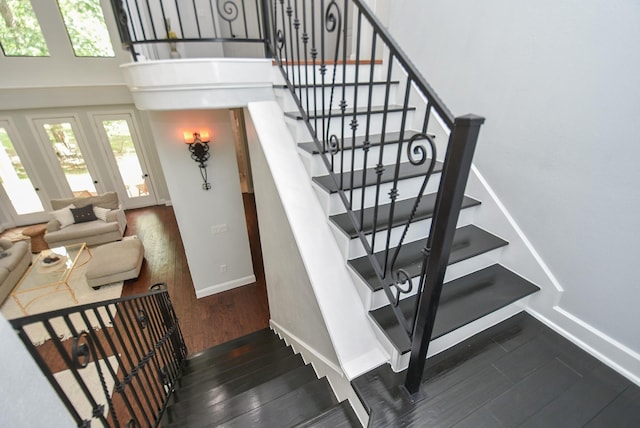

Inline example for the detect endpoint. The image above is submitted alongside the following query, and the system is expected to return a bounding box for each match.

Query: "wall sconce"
[183,131,212,190]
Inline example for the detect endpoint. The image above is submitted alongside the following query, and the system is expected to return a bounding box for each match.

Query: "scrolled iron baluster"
[322,1,342,169]
[328,134,340,155]
[388,133,437,276]
[72,332,121,427]
[137,309,148,329]
[217,0,239,37]
[390,269,413,307]
[276,29,285,52]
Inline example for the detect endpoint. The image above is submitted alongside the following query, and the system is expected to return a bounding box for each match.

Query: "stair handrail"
[10,285,187,427]
[268,0,484,396]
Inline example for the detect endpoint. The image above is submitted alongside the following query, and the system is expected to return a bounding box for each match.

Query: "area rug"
[54,355,119,424]
[1,249,124,345]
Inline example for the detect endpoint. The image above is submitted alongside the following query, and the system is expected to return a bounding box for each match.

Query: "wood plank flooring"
[353,312,640,427]
[120,193,270,355]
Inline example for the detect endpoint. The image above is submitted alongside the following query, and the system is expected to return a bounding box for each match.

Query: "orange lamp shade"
[183,131,195,144]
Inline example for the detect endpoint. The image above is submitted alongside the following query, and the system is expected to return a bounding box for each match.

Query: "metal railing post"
[261,0,273,57]
[402,114,485,399]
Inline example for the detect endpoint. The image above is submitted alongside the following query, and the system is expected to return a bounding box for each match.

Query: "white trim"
[471,165,564,293]
[269,320,344,379]
[527,307,640,386]
[269,320,370,428]
[194,274,256,298]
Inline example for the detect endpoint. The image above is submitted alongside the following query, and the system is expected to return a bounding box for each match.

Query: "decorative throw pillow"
[93,206,110,222]
[71,204,97,224]
[50,204,76,228]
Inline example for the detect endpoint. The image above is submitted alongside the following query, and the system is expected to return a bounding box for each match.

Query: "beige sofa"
[44,192,127,247]
[0,239,31,304]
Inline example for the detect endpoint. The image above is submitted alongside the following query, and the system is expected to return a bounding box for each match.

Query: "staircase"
[161,328,360,427]
[272,61,540,372]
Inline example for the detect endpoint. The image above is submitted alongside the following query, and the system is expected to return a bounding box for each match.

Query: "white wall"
[0,315,74,426]
[387,1,640,355]
[148,109,255,297]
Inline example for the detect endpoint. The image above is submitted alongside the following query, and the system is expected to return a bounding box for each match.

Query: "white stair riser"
[287,109,414,140]
[320,172,442,216]
[276,84,398,112]
[274,64,385,85]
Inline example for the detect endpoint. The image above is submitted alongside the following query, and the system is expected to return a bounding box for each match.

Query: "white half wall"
[0,315,74,426]
[246,101,388,380]
[148,109,254,297]
[387,0,640,374]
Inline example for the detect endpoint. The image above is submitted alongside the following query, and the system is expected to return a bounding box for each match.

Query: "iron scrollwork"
[72,332,120,427]
[217,0,240,37]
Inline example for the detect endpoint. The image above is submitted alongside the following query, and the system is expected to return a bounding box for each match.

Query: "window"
[0,0,49,56]
[57,0,114,57]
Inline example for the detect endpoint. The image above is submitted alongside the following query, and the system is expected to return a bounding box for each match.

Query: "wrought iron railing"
[10,285,187,427]
[268,0,484,396]
[110,0,271,60]
[108,0,484,397]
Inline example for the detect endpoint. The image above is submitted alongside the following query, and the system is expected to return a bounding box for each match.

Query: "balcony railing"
[110,0,272,60]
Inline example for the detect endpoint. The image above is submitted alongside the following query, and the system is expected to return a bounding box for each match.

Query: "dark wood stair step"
[164,364,319,426]
[348,224,508,291]
[181,333,288,378]
[285,104,416,121]
[184,328,276,363]
[370,264,541,353]
[293,401,361,427]
[174,345,299,395]
[222,377,338,427]
[331,193,481,239]
[169,352,305,407]
[298,130,427,154]
[313,160,444,193]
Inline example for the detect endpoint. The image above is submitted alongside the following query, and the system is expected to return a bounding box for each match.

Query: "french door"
[32,116,104,198]
[92,113,157,208]
[0,120,49,226]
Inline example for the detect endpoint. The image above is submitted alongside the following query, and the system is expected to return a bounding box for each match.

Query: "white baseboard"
[270,319,369,428]
[527,306,640,386]
[194,274,256,298]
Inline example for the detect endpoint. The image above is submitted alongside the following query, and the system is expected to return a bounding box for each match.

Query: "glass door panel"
[94,114,156,208]
[101,119,148,197]
[0,126,44,215]
[42,122,97,197]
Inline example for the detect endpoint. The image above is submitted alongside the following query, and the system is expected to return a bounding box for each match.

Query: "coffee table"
[12,243,91,315]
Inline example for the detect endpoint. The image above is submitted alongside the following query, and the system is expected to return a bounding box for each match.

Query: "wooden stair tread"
[165,364,318,426]
[331,193,481,239]
[175,345,300,394]
[298,130,429,155]
[274,80,399,89]
[183,332,286,376]
[369,264,541,353]
[185,328,276,362]
[294,401,361,428]
[349,224,508,291]
[313,160,444,193]
[285,104,416,120]
[222,378,338,427]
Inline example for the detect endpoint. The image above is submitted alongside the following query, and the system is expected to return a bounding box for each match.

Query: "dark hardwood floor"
[121,193,270,355]
[353,312,640,427]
